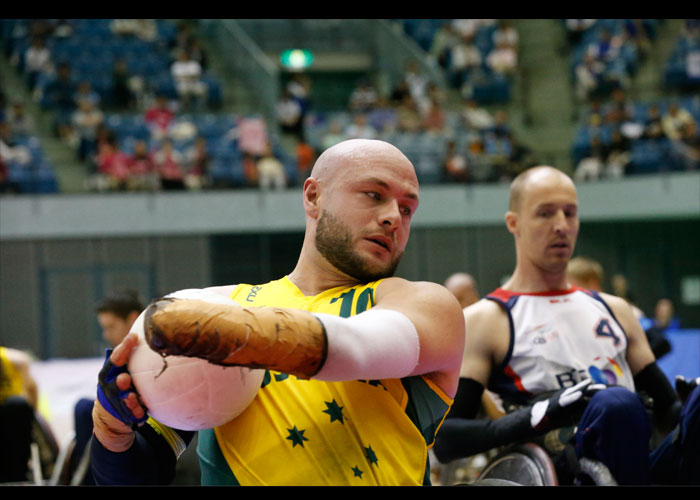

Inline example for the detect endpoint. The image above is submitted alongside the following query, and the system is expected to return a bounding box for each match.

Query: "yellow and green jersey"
[0,346,25,404]
[196,276,452,485]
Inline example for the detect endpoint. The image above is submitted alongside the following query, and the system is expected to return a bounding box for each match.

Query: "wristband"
[312,308,420,381]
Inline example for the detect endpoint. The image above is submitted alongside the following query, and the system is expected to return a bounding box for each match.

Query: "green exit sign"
[280,49,314,70]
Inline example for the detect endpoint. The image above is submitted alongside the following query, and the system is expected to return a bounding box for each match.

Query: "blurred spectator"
[586,27,623,64]
[256,142,286,191]
[74,80,100,109]
[395,94,422,133]
[144,93,175,141]
[153,138,186,190]
[461,98,494,131]
[611,273,646,319]
[685,19,700,41]
[491,109,511,138]
[349,79,379,114]
[605,89,643,140]
[421,93,447,133]
[653,298,680,330]
[4,101,36,140]
[110,19,157,42]
[641,103,666,141]
[402,60,430,113]
[170,49,208,110]
[662,101,697,141]
[573,134,607,181]
[110,59,137,110]
[71,99,105,163]
[605,127,632,178]
[623,19,653,60]
[170,21,196,56]
[493,20,519,51]
[72,288,146,485]
[237,116,269,158]
[40,62,77,142]
[321,119,346,150]
[241,152,259,188]
[575,52,606,102]
[504,132,535,180]
[126,139,158,191]
[93,134,132,191]
[51,19,73,39]
[345,113,377,140]
[277,89,304,142]
[295,140,316,185]
[486,38,518,76]
[389,80,411,106]
[447,33,483,89]
[286,73,312,119]
[23,36,53,91]
[670,120,700,170]
[644,298,676,359]
[0,156,10,193]
[564,19,597,48]
[367,97,398,136]
[430,21,460,69]
[185,37,209,72]
[444,139,470,183]
[452,19,495,40]
[184,136,211,190]
[444,272,480,308]
[0,122,31,167]
[567,256,604,291]
[0,346,39,483]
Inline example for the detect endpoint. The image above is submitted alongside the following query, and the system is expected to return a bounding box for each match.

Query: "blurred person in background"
[0,345,39,483]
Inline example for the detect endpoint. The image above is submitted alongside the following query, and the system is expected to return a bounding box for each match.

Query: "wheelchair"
[435,392,618,486]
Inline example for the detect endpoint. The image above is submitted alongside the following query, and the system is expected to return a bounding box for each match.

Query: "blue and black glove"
[96,348,148,429]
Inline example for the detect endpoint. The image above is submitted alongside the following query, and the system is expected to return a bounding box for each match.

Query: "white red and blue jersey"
[485,287,635,406]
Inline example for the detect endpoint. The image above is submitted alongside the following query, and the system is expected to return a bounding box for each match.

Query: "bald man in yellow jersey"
[90,139,465,486]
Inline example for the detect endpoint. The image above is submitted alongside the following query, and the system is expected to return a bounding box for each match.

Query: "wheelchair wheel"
[475,443,558,486]
[574,457,617,486]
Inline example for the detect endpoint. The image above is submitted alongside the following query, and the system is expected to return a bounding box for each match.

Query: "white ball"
[127,289,265,431]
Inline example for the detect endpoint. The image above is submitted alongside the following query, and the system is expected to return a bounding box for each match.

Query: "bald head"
[508,166,576,212]
[444,272,479,308]
[310,139,417,188]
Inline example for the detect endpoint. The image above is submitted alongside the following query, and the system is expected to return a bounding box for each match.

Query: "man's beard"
[315,210,402,283]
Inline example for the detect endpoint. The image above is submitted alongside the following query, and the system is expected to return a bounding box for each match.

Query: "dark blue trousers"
[574,385,700,485]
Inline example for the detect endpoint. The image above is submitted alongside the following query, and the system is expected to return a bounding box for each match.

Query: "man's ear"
[302,177,321,219]
[505,210,518,236]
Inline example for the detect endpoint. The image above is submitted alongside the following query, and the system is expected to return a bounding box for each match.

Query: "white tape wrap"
[312,308,420,381]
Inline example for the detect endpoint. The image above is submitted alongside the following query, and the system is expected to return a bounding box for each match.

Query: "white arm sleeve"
[312,308,421,381]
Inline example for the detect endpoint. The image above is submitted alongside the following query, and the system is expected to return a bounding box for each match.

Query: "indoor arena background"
[1,19,698,485]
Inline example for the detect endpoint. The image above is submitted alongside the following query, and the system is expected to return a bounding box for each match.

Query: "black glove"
[529,379,606,432]
[675,375,700,405]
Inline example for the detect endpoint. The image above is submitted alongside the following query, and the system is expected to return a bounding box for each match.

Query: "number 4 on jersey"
[595,318,620,345]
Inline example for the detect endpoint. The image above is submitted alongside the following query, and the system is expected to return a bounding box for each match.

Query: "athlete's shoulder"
[464,297,509,331]
[377,276,454,299]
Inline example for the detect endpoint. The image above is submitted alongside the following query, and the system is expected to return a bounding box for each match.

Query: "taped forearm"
[433,407,536,463]
[145,297,420,382]
[145,297,327,378]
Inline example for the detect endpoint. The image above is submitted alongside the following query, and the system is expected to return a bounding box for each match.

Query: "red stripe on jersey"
[489,287,584,299]
[504,365,532,398]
